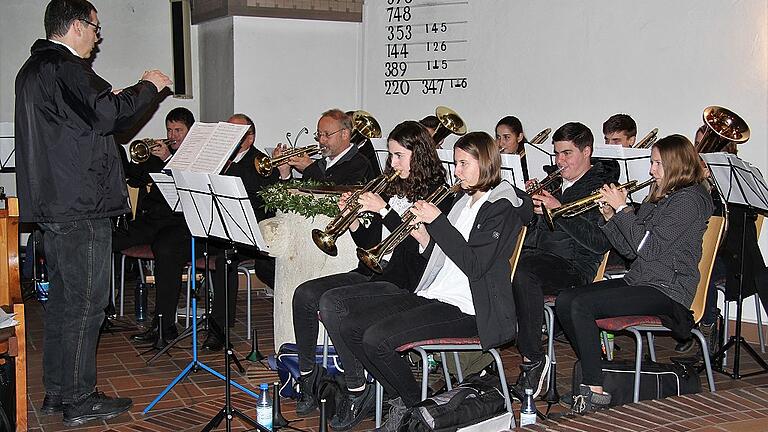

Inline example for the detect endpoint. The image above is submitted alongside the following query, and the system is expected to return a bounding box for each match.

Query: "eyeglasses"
[80,19,101,35]
[314,128,345,142]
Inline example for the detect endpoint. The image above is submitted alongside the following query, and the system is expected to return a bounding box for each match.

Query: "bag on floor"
[400,372,506,432]
[571,358,701,407]
[268,343,344,398]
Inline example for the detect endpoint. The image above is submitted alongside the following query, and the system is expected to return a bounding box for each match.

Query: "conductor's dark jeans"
[40,218,112,404]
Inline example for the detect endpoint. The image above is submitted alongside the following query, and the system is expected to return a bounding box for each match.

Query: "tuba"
[129,138,174,163]
[632,128,659,149]
[312,171,400,256]
[542,178,655,230]
[432,106,467,143]
[357,181,463,273]
[254,144,321,177]
[350,110,382,147]
[695,106,750,153]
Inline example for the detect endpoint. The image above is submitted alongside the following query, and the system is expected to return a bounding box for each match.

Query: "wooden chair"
[595,215,725,402]
[0,197,27,430]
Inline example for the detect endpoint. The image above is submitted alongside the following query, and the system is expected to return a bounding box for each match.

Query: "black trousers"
[556,279,682,386]
[319,284,477,407]
[511,250,588,362]
[113,214,190,329]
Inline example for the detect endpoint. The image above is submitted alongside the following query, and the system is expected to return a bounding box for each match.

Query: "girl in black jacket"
[318,132,532,431]
[557,135,714,414]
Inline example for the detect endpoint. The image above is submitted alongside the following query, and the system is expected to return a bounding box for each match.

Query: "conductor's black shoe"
[62,390,132,427]
[40,394,63,414]
[329,384,375,431]
[202,331,224,352]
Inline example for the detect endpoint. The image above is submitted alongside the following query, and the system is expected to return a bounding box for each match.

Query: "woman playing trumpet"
[291,121,447,423]
[556,135,714,414]
[318,132,532,431]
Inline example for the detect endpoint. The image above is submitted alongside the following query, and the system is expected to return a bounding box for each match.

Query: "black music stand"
[703,153,768,379]
[144,172,269,432]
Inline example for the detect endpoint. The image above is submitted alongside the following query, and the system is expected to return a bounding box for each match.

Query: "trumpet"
[542,178,656,230]
[350,110,382,147]
[633,128,659,149]
[695,105,750,153]
[432,106,467,143]
[357,181,463,274]
[254,144,321,177]
[129,138,174,163]
[526,166,563,196]
[312,170,401,256]
[518,127,552,158]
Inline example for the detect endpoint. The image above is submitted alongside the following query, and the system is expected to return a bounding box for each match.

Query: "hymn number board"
[380,0,470,98]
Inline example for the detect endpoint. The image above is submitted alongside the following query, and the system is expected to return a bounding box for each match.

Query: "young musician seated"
[557,135,714,414]
[290,121,447,422]
[511,122,619,399]
[495,115,529,180]
[318,132,532,431]
[603,113,637,147]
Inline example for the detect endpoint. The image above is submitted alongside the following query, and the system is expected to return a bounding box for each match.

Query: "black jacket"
[525,160,620,282]
[303,145,375,185]
[421,182,533,349]
[223,146,280,222]
[15,40,158,222]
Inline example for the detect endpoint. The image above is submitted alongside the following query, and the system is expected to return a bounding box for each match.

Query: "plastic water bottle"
[520,388,537,426]
[256,383,273,430]
[36,257,49,303]
[135,282,148,322]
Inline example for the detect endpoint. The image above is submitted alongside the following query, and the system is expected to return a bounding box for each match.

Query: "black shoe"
[571,384,611,415]
[700,322,719,355]
[512,355,550,400]
[130,325,158,343]
[674,338,696,354]
[329,384,375,431]
[373,397,407,432]
[295,366,321,417]
[62,390,132,427]
[40,394,63,415]
[202,331,224,352]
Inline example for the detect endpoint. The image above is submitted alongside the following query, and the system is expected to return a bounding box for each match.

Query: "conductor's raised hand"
[141,70,172,92]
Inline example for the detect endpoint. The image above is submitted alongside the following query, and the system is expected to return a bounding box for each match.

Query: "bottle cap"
[525,388,533,395]
[260,383,268,390]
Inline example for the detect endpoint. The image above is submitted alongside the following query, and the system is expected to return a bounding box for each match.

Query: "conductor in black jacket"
[275,109,375,185]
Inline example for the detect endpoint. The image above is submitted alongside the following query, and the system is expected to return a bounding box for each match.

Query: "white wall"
[199,17,234,123]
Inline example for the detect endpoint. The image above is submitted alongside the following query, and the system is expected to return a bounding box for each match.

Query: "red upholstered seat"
[396,337,481,353]
[596,315,662,332]
[193,257,216,271]
[120,244,154,260]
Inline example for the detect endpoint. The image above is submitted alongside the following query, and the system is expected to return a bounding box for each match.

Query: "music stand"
[436,148,526,190]
[591,145,653,203]
[702,152,768,379]
[143,171,269,432]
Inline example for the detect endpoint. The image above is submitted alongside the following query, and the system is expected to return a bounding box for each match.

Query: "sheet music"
[499,153,526,190]
[591,145,652,202]
[0,122,14,170]
[437,148,456,184]
[173,171,226,238]
[701,153,768,211]
[525,143,556,183]
[209,174,269,251]
[149,172,180,211]
[370,137,389,171]
[165,122,249,173]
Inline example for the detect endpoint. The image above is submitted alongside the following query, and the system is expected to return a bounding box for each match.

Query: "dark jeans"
[113,215,189,328]
[319,284,477,407]
[512,250,588,362]
[41,218,112,404]
[702,258,727,325]
[557,279,682,386]
[292,271,369,376]
[211,248,275,330]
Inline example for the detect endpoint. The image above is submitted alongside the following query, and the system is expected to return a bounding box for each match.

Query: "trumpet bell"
[433,106,467,143]
[129,139,151,163]
[253,154,274,177]
[357,247,384,274]
[312,228,338,257]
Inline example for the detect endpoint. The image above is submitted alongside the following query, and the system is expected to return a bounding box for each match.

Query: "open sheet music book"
[149,172,180,211]
[701,153,768,212]
[436,148,525,190]
[165,121,249,173]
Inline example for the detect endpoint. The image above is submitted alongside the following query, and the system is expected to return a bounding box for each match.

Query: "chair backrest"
[756,214,764,237]
[593,252,610,282]
[0,197,21,306]
[690,215,726,323]
[508,226,527,280]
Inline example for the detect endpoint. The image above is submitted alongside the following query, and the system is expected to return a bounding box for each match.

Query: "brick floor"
[21,275,768,431]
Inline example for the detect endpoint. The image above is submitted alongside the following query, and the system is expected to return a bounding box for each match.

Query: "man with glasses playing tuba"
[274,109,376,185]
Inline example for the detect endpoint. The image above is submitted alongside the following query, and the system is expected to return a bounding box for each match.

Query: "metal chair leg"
[647,333,657,362]
[414,347,429,400]
[453,352,463,383]
[629,328,643,403]
[755,295,765,353]
[489,348,514,417]
[692,328,717,392]
[375,380,383,428]
[439,352,452,391]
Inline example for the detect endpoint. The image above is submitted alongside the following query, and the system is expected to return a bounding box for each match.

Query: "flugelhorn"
[542,178,655,230]
[432,106,467,143]
[254,144,321,177]
[633,128,659,149]
[312,170,401,256]
[526,166,563,196]
[350,110,382,147]
[129,138,174,163]
[695,106,750,153]
[518,127,552,158]
[357,181,463,274]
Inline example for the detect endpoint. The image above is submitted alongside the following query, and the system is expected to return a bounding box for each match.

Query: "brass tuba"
[253,144,321,177]
[357,181,463,273]
[632,128,659,149]
[350,110,382,147]
[129,138,174,163]
[312,170,401,256]
[542,178,656,230]
[432,106,467,143]
[695,106,750,153]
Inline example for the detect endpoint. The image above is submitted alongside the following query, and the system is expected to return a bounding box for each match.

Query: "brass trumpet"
[633,128,659,149]
[357,181,463,274]
[526,166,563,196]
[254,144,321,177]
[542,178,656,230]
[695,105,750,153]
[432,106,467,143]
[350,110,382,147]
[129,138,174,163]
[312,170,401,256]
